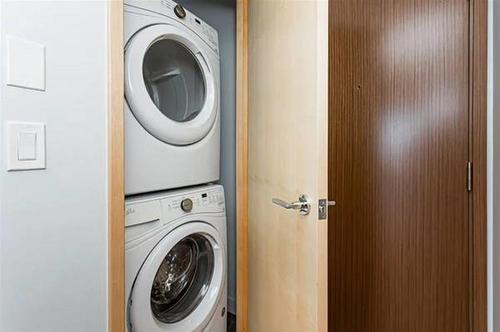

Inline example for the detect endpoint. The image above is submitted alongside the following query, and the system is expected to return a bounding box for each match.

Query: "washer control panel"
[180,198,193,212]
[125,185,225,244]
[162,185,225,218]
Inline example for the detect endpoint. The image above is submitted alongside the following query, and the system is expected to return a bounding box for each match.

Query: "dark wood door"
[328,1,472,331]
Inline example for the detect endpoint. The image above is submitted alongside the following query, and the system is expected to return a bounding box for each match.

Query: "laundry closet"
[0,0,495,331]
[122,1,237,331]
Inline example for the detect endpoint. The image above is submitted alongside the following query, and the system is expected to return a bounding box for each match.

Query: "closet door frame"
[107,0,487,331]
[469,1,488,330]
[108,0,125,331]
[236,0,248,331]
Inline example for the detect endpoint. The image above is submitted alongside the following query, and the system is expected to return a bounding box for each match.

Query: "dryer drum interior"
[124,22,219,147]
[142,38,206,124]
[150,233,215,323]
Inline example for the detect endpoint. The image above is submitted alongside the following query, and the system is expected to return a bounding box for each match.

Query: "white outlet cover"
[7,121,46,171]
[6,35,46,91]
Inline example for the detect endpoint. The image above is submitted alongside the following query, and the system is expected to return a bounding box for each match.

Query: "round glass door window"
[150,233,214,324]
[143,39,206,123]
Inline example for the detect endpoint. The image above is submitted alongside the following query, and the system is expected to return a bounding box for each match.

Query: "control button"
[181,198,193,212]
[174,4,186,19]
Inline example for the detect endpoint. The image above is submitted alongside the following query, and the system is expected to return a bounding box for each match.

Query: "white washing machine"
[125,185,227,332]
[124,0,220,195]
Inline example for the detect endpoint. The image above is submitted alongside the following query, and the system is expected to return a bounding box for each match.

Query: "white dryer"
[124,0,220,195]
[125,185,227,332]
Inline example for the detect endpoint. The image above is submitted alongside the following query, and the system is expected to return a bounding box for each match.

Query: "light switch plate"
[7,122,46,171]
[17,131,37,161]
[6,35,46,91]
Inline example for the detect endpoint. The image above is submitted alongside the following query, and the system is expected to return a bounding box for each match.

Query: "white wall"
[0,1,109,332]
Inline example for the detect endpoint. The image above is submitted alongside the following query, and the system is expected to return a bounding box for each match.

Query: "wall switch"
[6,35,46,91]
[7,122,46,171]
[17,131,37,161]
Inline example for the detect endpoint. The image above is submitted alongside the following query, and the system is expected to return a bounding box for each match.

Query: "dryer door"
[129,222,225,332]
[125,24,217,146]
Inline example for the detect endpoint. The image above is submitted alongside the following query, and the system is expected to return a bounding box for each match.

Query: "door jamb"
[470,1,488,331]
[236,0,249,332]
[108,1,125,331]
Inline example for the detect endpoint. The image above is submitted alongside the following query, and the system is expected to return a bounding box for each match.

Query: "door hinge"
[467,161,473,192]
[318,199,336,220]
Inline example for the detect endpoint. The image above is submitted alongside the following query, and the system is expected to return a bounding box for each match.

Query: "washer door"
[129,222,225,332]
[125,24,217,146]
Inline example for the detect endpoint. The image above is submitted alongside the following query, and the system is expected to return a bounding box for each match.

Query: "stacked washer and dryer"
[124,1,227,331]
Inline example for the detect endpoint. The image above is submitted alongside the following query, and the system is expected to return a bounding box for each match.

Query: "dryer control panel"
[125,0,219,54]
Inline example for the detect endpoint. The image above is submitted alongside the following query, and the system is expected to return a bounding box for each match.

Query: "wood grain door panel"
[248,1,329,331]
[328,1,470,331]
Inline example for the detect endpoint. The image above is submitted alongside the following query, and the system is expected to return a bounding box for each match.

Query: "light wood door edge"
[108,1,125,332]
[236,0,248,331]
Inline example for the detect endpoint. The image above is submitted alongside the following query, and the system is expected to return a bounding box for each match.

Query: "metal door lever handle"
[272,194,311,216]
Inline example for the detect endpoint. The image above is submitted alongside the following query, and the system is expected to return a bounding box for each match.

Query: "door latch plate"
[318,199,336,220]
